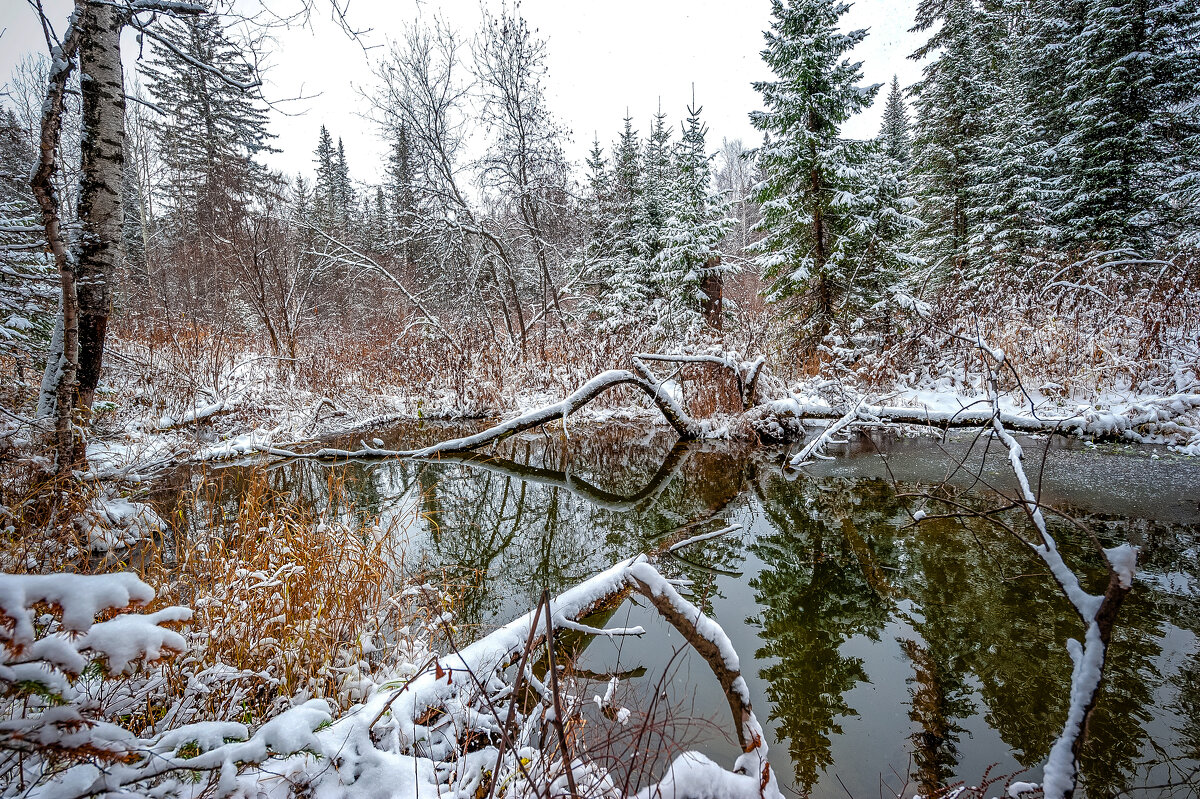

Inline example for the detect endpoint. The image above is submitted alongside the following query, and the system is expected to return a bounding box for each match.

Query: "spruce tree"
[658,101,735,334]
[750,0,880,351]
[142,13,274,235]
[611,114,641,261]
[0,117,54,382]
[313,125,338,228]
[1056,0,1200,249]
[334,137,355,236]
[579,136,615,293]
[968,47,1054,269]
[625,110,675,332]
[1157,3,1200,242]
[879,76,911,166]
[633,110,674,274]
[387,124,419,268]
[908,0,990,279]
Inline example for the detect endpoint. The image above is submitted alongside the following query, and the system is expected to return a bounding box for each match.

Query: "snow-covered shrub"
[0,572,190,784]
[0,571,334,799]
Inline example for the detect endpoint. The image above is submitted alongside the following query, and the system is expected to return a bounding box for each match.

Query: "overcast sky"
[1,0,925,183]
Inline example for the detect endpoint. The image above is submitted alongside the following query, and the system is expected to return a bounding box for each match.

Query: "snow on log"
[787,398,868,467]
[261,369,700,462]
[252,555,782,799]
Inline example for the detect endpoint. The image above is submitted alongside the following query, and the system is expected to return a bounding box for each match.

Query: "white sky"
[0,0,925,184]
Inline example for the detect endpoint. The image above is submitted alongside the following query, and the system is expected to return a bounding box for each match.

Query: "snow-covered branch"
[967,336,1138,799]
[262,368,700,463]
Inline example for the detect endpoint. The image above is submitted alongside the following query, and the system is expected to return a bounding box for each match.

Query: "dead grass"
[137,468,435,723]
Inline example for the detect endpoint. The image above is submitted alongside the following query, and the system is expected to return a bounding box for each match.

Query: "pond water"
[156,422,1200,799]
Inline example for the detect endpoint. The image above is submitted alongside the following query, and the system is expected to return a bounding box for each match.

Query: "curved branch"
[261,369,700,462]
[417,440,692,512]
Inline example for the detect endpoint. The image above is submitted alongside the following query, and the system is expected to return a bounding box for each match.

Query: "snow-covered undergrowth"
[0,555,781,799]
[13,253,1193,482]
[820,255,1200,451]
[1,465,440,723]
[73,328,727,477]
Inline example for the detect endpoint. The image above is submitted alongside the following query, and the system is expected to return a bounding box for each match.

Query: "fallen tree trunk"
[276,555,782,799]
[261,369,700,462]
[760,394,1200,440]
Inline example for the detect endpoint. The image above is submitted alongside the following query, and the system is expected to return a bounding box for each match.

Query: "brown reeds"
[136,467,443,726]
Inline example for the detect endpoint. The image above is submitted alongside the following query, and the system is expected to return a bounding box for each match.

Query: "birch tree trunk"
[75,0,126,414]
[32,17,82,475]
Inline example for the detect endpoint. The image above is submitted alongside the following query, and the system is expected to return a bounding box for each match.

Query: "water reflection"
[748,475,895,792]
[151,424,1200,798]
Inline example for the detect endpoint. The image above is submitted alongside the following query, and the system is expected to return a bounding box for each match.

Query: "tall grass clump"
[136,468,443,731]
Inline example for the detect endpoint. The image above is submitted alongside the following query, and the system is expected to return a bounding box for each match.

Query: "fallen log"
[291,555,782,799]
[260,368,700,462]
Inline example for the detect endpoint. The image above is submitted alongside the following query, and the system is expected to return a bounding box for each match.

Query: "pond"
[155,422,1200,799]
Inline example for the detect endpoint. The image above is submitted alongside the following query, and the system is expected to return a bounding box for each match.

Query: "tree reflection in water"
[747,474,894,793]
[150,425,1200,798]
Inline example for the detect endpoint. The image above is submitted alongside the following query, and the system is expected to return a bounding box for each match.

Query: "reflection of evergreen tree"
[749,475,894,792]
[899,637,971,795]
[153,432,1196,796]
[898,508,1168,795]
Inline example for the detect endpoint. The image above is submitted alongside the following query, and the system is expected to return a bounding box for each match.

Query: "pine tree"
[879,76,911,166]
[1056,0,1200,249]
[750,0,881,350]
[657,101,736,334]
[968,44,1054,269]
[142,13,274,235]
[386,124,419,268]
[313,125,338,228]
[611,114,641,261]
[334,137,355,236]
[908,0,990,279]
[579,135,615,292]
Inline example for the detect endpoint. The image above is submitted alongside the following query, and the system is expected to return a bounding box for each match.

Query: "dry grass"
[137,468,436,724]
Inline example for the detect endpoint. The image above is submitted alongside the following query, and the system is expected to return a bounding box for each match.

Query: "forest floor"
[64,330,1200,488]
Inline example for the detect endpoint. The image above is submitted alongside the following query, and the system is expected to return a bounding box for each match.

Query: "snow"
[1103,543,1139,590]
[76,494,167,553]
[207,556,780,799]
[76,606,192,673]
[0,572,155,639]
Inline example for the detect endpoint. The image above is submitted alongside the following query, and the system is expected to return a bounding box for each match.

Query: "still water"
[160,423,1200,798]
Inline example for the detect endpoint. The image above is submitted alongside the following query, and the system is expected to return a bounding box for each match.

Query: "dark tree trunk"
[700,256,723,330]
[76,0,126,413]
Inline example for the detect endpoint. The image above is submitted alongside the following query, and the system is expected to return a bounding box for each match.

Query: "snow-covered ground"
[72,336,1200,485]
